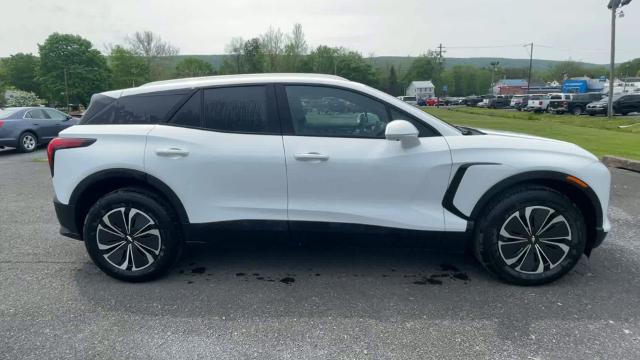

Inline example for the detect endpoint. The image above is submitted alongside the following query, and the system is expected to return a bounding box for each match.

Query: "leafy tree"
[282,23,308,72]
[403,52,443,93]
[2,53,41,95]
[224,37,245,74]
[126,31,179,80]
[108,45,149,88]
[304,45,340,74]
[5,89,44,107]
[260,27,285,72]
[38,33,110,106]
[335,50,378,86]
[175,57,215,78]
[243,38,265,73]
[617,58,640,77]
[387,65,399,96]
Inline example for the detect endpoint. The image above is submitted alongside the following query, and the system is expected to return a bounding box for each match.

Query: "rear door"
[145,85,287,225]
[278,84,451,231]
[24,108,58,141]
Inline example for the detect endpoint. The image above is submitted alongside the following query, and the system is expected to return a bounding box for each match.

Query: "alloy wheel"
[498,206,572,274]
[96,207,162,271]
[22,134,36,150]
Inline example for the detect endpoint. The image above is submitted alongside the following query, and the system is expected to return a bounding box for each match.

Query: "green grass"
[423,107,640,160]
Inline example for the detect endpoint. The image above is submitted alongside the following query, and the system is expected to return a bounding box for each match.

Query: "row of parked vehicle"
[400,92,640,116]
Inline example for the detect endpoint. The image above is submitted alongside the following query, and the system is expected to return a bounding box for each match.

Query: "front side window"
[203,86,275,133]
[285,86,389,138]
[170,91,201,128]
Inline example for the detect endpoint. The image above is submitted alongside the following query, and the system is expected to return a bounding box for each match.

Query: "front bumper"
[53,197,82,240]
[586,107,607,115]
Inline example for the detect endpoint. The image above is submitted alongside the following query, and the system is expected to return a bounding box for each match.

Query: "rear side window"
[25,109,51,119]
[203,86,276,134]
[83,91,189,124]
[169,91,202,127]
[81,94,116,123]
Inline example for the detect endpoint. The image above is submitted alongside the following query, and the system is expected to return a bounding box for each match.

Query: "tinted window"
[169,91,201,127]
[44,109,67,120]
[82,94,116,123]
[26,109,50,119]
[285,86,389,138]
[203,86,274,133]
[84,91,188,124]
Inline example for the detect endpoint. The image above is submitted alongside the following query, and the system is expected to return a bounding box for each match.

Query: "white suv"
[48,74,611,284]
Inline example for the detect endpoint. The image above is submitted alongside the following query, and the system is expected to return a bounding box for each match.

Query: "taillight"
[47,138,96,176]
[0,120,4,128]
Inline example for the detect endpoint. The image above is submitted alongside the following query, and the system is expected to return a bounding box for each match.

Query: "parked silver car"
[0,107,79,152]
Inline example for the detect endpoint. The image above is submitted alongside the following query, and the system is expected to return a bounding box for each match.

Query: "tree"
[108,46,149,89]
[403,52,443,93]
[243,38,265,73]
[224,37,245,74]
[126,31,179,80]
[5,90,44,107]
[175,57,215,78]
[387,66,399,96]
[2,53,41,95]
[126,31,179,58]
[38,33,110,106]
[617,58,640,77]
[282,23,308,72]
[260,27,285,71]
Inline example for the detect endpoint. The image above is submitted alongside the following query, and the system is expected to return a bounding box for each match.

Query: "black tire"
[473,185,586,286]
[18,132,38,153]
[571,106,583,116]
[83,187,183,282]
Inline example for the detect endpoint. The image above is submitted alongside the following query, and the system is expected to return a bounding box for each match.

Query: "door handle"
[293,152,329,161]
[155,147,189,158]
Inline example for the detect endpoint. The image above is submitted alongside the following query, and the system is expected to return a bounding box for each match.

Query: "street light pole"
[608,3,617,119]
[607,0,632,119]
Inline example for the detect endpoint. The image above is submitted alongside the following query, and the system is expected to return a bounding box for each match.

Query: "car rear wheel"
[473,185,586,285]
[83,188,183,282]
[18,132,37,152]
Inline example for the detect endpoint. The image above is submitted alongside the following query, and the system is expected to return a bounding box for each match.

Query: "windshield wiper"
[455,125,474,135]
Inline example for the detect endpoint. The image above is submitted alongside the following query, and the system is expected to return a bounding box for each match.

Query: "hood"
[475,128,598,161]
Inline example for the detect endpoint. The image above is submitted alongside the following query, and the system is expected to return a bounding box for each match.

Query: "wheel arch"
[469,170,603,255]
[69,168,189,239]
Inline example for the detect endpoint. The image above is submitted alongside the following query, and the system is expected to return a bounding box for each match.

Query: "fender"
[69,168,190,226]
[467,170,603,228]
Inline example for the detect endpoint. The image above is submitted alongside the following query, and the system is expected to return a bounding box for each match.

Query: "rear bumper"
[53,197,82,240]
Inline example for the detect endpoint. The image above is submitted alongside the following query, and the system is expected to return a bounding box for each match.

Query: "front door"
[278,85,452,231]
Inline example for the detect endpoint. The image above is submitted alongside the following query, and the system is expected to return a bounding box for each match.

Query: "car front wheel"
[83,188,183,282]
[473,185,586,285]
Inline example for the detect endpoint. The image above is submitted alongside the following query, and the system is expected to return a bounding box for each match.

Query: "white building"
[406,81,435,99]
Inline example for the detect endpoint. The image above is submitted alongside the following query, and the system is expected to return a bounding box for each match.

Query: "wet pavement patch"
[453,272,469,281]
[191,267,206,274]
[413,277,442,285]
[440,263,460,272]
[280,277,295,285]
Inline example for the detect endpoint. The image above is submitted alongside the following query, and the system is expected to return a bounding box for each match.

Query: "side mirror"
[63,115,72,121]
[385,120,419,141]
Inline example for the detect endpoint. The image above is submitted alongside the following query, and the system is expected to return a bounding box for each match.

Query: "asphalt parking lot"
[1,148,639,359]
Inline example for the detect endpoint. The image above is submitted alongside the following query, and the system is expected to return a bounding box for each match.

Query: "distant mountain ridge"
[161,54,607,72]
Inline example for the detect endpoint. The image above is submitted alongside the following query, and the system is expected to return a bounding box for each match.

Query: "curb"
[602,155,640,173]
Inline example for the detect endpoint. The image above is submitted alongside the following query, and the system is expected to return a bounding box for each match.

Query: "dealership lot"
[1,149,640,359]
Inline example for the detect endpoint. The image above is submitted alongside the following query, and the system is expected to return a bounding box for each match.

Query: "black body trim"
[53,197,82,240]
[442,163,500,221]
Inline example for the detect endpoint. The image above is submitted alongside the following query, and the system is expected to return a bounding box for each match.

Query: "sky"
[1,0,638,63]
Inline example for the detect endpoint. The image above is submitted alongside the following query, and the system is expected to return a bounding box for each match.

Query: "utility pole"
[63,68,70,113]
[526,43,534,94]
[490,61,500,94]
[607,0,632,119]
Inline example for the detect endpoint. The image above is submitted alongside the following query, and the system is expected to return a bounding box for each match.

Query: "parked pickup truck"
[524,94,547,112]
[549,93,603,115]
